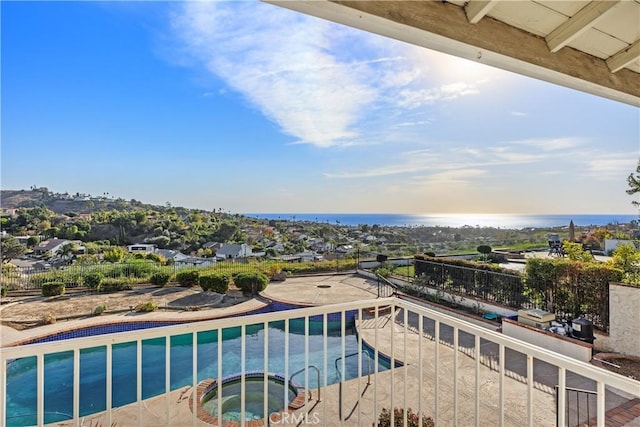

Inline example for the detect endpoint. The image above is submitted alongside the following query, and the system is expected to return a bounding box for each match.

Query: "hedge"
[199,273,229,294]
[98,278,133,293]
[176,270,200,287]
[42,282,65,297]
[83,272,104,289]
[233,272,269,294]
[150,272,171,287]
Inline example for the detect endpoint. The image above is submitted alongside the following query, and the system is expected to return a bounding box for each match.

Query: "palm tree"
[627,160,640,207]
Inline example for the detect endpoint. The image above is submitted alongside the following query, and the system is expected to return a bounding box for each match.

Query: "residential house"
[127,244,156,254]
[202,242,221,252]
[155,249,189,263]
[215,243,252,260]
[175,257,216,269]
[296,251,322,262]
[33,239,71,257]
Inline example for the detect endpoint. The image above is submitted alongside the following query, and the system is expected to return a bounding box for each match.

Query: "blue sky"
[2,1,639,215]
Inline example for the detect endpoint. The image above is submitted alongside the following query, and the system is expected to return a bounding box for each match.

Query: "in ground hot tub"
[192,372,305,424]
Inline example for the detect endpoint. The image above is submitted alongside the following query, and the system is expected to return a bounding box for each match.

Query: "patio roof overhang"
[265,0,640,107]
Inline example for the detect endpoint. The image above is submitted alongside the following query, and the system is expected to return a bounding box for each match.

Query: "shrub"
[103,247,126,263]
[477,245,492,255]
[135,301,158,312]
[98,279,132,293]
[265,263,282,278]
[233,272,269,294]
[146,253,166,265]
[42,282,65,297]
[41,312,56,325]
[150,272,171,287]
[1,286,7,297]
[377,408,434,427]
[176,270,200,287]
[199,273,230,294]
[83,272,104,289]
[93,305,106,316]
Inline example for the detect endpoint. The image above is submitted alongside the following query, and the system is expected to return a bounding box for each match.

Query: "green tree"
[27,236,41,247]
[1,235,27,263]
[627,160,640,207]
[562,241,595,262]
[59,243,78,259]
[103,246,127,263]
[608,243,640,272]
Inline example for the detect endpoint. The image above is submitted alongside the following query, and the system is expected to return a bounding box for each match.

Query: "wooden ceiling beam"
[464,0,498,24]
[607,40,640,73]
[545,1,620,53]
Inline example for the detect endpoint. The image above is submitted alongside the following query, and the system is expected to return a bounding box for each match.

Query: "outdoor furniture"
[548,240,565,257]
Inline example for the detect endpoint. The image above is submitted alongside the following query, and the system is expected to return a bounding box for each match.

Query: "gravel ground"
[0,286,247,329]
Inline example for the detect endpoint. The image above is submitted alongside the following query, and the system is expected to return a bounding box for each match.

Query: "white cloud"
[419,168,488,185]
[170,2,499,148]
[504,137,585,152]
[510,111,527,117]
[397,82,480,108]
[584,155,638,181]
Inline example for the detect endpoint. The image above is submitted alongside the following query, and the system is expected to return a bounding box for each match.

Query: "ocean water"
[244,213,638,229]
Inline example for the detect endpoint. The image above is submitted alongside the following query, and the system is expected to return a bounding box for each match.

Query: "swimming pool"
[5,316,393,426]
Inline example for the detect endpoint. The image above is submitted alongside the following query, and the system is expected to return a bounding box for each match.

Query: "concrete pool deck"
[0,274,380,347]
[2,273,638,426]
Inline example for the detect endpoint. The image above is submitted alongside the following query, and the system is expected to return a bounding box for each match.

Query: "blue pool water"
[5,316,392,426]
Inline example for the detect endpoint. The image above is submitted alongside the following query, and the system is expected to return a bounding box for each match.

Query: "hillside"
[1,189,159,215]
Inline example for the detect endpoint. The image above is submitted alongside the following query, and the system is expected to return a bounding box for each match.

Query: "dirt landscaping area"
[0,286,250,330]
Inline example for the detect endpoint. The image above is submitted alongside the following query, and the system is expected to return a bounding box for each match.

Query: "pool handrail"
[289,365,321,402]
[335,351,371,385]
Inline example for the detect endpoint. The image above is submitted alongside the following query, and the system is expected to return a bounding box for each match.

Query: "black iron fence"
[0,258,358,291]
[556,386,597,427]
[376,273,396,298]
[411,258,613,331]
[413,258,528,308]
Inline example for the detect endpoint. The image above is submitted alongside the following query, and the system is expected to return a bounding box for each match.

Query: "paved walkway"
[260,273,380,306]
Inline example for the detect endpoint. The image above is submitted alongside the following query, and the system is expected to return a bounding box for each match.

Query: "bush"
[377,408,434,427]
[150,272,171,287]
[1,286,7,297]
[42,282,65,297]
[477,245,492,255]
[83,272,104,289]
[93,305,106,316]
[41,312,56,325]
[265,263,282,278]
[176,270,199,287]
[98,279,132,293]
[233,272,269,294]
[135,301,158,312]
[199,273,230,294]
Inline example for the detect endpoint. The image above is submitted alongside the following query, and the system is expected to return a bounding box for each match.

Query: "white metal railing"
[2,297,639,427]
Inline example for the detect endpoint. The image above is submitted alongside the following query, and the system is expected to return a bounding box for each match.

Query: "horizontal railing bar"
[557,385,598,395]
